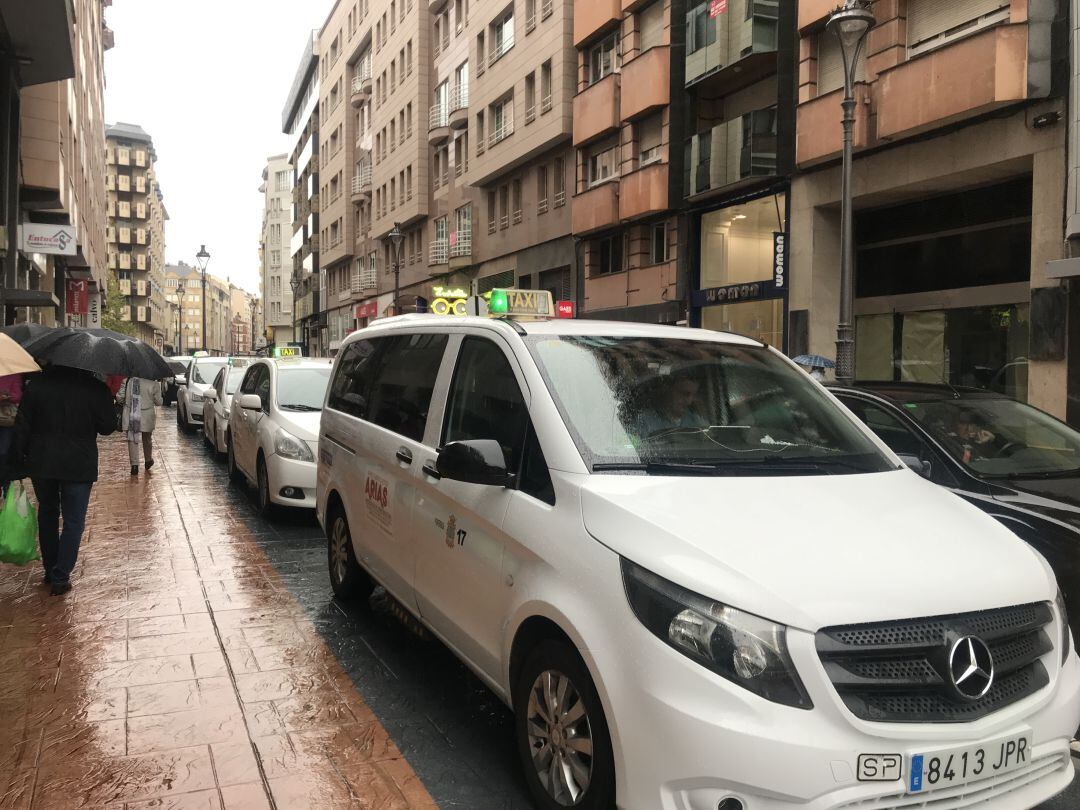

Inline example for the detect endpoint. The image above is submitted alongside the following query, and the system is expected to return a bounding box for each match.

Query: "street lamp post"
[290,275,301,353]
[249,296,257,355]
[828,0,874,386]
[196,244,210,353]
[387,223,404,315]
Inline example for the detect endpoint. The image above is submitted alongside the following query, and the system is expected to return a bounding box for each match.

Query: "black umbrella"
[167,359,188,376]
[32,328,172,379]
[1,323,73,354]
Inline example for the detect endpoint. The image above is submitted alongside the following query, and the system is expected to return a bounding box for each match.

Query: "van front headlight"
[274,427,314,462]
[1055,590,1071,666]
[622,559,812,709]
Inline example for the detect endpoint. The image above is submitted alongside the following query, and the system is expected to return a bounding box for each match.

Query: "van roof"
[345,315,764,347]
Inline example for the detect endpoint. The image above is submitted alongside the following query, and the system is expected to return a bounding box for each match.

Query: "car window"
[239,365,261,395]
[840,399,926,457]
[518,422,555,505]
[255,367,271,411]
[213,369,225,399]
[365,334,448,442]
[192,360,227,385]
[327,338,383,418]
[444,337,531,471]
[277,367,331,411]
[225,370,244,396]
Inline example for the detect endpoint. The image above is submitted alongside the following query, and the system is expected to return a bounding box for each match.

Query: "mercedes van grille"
[816,603,1053,723]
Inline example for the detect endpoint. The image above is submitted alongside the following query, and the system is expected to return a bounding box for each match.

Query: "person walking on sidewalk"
[0,372,24,492]
[121,377,162,475]
[12,364,116,595]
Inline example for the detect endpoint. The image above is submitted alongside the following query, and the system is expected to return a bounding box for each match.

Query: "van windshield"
[528,336,895,475]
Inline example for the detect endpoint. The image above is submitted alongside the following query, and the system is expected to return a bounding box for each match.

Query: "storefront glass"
[855,304,1030,401]
[697,192,786,347]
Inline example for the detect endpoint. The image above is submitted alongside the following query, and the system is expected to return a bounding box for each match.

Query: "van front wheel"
[514,639,615,810]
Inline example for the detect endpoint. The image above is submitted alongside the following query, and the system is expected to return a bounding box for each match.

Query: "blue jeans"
[31,479,94,585]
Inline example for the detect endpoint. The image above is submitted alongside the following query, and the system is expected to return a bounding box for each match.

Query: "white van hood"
[581,470,1056,632]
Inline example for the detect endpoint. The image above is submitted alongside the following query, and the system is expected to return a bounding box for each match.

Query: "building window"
[525,73,536,123]
[554,156,565,206]
[651,222,667,264]
[491,97,513,144]
[499,185,510,229]
[587,139,619,187]
[492,7,515,61]
[512,178,523,224]
[637,113,663,167]
[907,0,1010,56]
[537,165,549,213]
[595,236,623,276]
[488,190,497,234]
[589,33,619,84]
[540,60,552,113]
[686,3,717,55]
[639,0,664,52]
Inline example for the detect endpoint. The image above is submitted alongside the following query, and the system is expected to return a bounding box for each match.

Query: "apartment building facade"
[3,0,111,327]
[106,123,168,350]
[571,0,685,324]
[283,31,322,356]
[259,154,295,348]
[793,0,1068,418]
[165,262,234,355]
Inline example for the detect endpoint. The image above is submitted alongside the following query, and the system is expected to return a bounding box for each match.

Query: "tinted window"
[366,334,448,442]
[276,367,332,411]
[444,338,530,471]
[213,369,226,399]
[519,422,555,505]
[328,338,383,418]
[239,365,261,395]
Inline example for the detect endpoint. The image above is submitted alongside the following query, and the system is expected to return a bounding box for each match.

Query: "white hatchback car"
[317,298,1080,810]
[202,359,251,456]
[176,355,228,433]
[227,357,332,513]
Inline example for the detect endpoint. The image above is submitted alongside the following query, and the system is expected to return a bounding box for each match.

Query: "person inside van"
[635,372,708,438]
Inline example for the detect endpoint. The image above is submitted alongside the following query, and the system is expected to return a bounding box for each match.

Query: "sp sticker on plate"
[858,754,902,782]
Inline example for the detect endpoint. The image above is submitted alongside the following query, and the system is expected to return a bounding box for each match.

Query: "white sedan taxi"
[317,289,1080,810]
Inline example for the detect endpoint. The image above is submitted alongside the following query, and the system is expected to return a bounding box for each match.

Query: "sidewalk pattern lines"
[0,423,436,810]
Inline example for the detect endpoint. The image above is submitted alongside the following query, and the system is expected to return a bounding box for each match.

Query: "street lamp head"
[827,1,875,81]
[388,223,404,249]
[195,244,210,274]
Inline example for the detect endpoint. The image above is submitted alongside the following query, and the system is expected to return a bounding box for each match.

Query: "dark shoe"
[145,459,155,472]
[50,582,71,596]
[131,465,139,476]
[42,574,50,586]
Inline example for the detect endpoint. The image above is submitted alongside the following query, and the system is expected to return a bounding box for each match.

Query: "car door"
[837,395,961,489]
[206,369,225,440]
[234,365,267,478]
[348,332,449,604]
[412,334,536,679]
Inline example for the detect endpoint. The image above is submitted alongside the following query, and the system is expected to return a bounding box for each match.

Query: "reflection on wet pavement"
[1,410,1076,810]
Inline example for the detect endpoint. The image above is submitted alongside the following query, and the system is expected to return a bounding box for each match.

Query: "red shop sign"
[355,300,379,319]
[709,0,727,17]
[66,279,89,315]
[556,300,575,319]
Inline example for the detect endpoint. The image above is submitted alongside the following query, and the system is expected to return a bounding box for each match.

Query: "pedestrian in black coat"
[12,365,116,594]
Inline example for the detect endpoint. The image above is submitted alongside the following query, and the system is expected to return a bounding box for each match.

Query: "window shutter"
[817,30,865,96]
[907,0,1008,48]
[640,1,664,52]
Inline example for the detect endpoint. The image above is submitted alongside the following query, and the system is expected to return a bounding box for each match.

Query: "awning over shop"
[2,288,59,308]
[0,0,76,87]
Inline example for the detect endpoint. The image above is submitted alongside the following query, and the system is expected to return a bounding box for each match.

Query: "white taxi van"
[316,290,1080,810]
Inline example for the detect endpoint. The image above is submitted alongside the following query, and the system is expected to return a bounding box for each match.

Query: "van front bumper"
[598,611,1080,810]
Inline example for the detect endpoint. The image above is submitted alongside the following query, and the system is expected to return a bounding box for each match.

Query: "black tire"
[326,506,373,601]
[178,403,193,434]
[202,418,214,448]
[514,639,615,810]
[256,455,276,518]
[226,433,244,483]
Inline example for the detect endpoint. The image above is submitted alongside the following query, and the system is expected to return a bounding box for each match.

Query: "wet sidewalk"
[0,421,436,809]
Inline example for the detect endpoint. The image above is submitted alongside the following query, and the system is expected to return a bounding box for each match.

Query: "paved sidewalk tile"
[0,418,437,809]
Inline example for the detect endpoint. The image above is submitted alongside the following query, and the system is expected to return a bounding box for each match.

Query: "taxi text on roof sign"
[272,345,303,358]
[488,288,554,320]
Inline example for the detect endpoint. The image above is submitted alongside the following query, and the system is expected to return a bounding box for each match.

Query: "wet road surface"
[0,409,1077,809]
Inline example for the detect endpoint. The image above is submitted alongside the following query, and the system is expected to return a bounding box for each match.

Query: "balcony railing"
[352,264,378,293]
[541,0,553,19]
[490,34,515,64]
[430,239,449,264]
[525,104,536,124]
[450,230,472,258]
[430,103,449,130]
[684,106,778,198]
[450,85,469,112]
[352,165,372,194]
[489,116,514,147]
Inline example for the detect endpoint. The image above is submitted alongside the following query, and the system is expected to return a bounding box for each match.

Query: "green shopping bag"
[0,481,39,565]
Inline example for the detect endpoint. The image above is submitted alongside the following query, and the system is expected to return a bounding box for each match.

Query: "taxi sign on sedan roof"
[272,345,303,358]
[488,288,554,320]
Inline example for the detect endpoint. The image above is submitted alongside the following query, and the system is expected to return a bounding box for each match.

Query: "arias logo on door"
[364,474,392,531]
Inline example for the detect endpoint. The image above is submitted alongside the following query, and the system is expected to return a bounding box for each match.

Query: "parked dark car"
[831,382,1080,642]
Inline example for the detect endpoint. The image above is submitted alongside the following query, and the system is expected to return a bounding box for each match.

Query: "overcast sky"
[103,0,333,295]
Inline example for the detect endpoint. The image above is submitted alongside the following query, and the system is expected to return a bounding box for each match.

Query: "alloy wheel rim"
[526,669,593,806]
[331,518,348,586]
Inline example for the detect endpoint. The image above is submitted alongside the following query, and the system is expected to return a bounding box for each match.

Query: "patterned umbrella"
[792,354,836,369]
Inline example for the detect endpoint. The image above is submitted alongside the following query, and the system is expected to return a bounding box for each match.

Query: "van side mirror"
[239,394,262,411]
[437,440,511,487]
[897,454,932,480]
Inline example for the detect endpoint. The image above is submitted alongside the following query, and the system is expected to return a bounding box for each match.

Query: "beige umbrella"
[0,332,41,376]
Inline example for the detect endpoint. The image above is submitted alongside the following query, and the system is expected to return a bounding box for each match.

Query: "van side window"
[328,338,383,418]
[444,337,554,503]
[365,333,448,442]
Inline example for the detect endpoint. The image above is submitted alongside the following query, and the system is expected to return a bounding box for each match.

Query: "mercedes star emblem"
[948,636,995,701]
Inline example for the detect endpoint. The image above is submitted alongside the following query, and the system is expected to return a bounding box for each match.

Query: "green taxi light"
[489,289,509,315]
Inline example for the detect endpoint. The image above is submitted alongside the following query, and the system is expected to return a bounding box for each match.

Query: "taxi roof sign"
[272,345,303,358]
[488,288,554,320]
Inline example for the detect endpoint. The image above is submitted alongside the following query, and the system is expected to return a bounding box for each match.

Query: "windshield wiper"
[279,404,321,412]
[996,467,1080,481]
[592,461,724,476]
